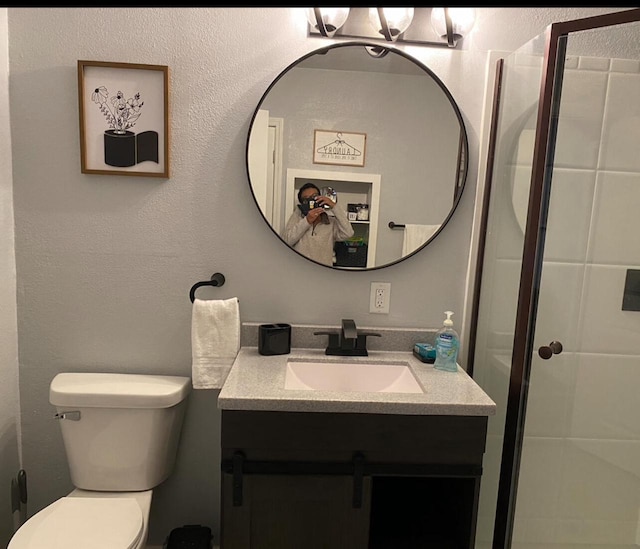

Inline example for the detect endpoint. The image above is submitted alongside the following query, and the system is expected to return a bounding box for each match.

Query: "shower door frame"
[470,8,640,549]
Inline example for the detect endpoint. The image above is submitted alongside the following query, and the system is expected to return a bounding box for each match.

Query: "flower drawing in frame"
[92,86,144,134]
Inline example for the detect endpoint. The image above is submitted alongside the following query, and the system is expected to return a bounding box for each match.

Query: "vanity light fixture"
[430,7,476,47]
[367,8,414,42]
[305,7,475,49]
[305,8,350,38]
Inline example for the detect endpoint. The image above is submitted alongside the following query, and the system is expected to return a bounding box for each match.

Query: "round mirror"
[246,41,468,270]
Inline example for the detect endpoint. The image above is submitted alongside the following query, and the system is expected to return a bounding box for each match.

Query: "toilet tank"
[50,373,191,491]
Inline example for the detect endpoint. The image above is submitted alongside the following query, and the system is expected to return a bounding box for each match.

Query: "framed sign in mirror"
[246,42,468,270]
[313,130,367,167]
[77,60,170,178]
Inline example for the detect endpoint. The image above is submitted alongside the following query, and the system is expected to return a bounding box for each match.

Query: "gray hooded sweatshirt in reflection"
[282,206,354,266]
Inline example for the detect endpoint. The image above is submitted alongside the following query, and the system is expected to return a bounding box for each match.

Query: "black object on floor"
[166,525,213,549]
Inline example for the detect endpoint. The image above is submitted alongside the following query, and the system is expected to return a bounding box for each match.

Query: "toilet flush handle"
[54,411,81,421]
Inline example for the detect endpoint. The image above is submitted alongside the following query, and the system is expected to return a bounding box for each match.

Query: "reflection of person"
[282,183,354,266]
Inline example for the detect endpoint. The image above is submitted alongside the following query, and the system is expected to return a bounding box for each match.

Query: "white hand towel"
[402,224,441,255]
[191,297,240,389]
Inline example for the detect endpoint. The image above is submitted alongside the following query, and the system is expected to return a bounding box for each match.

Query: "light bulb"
[305,8,350,38]
[430,8,476,40]
[368,8,414,41]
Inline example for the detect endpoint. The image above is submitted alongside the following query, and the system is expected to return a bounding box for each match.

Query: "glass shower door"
[510,22,640,548]
[471,36,546,549]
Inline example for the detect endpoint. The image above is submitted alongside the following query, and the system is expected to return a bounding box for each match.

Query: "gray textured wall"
[0,8,20,546]
[5,7,629,546]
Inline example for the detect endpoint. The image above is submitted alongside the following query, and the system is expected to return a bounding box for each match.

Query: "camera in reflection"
[299,194,330,216]
[310,195,331,210]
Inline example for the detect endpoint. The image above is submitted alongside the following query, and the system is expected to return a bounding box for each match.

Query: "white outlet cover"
[370,282,390,314]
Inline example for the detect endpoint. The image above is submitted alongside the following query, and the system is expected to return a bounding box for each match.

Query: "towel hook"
[190,273,226,303]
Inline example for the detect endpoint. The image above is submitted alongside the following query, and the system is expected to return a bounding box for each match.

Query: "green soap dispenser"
[434,311,459,372]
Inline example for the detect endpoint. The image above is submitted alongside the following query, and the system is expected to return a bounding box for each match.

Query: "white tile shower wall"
[579,265,640,355]
[534,262,585,352]
[542,169,595,263]
[524,351,577,438]
[513,56,640,546]
[554,68,608,170]
[601,72,640,172]
[570,354,640,440]
[588,172,640,264]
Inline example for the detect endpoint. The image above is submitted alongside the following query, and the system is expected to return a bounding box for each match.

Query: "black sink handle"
[313,331,340,350]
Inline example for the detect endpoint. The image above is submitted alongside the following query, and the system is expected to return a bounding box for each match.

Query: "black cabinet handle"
[538,340,563,360]
[352,452,365,509]
[232,451,245,506]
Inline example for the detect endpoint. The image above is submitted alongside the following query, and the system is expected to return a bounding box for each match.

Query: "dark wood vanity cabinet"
[220,410,488,549]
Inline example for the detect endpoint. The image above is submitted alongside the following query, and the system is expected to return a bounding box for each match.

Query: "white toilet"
[9,372,191,549]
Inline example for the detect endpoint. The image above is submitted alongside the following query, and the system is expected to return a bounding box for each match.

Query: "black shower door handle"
[538,340,563,360]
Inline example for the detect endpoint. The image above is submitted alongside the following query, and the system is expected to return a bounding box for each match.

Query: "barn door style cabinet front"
[220,410,487,549]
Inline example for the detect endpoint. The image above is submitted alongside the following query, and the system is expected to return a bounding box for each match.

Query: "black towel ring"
[189,273,226,303]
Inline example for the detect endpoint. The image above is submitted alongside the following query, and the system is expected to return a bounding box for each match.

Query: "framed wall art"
[313,130,366,167]
[78,60,170,177]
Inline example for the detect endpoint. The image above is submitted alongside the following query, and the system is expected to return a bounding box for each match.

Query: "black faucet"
[314,319,381,356]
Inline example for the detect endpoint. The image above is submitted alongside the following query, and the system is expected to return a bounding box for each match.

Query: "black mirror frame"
[245,40,469,271]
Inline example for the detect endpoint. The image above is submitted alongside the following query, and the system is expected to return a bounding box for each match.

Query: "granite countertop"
[218,347,496,416]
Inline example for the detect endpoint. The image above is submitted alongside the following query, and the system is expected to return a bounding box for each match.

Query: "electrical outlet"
[370,282,391,314]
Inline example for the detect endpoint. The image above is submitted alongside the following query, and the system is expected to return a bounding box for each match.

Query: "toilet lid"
[9,497,143,549]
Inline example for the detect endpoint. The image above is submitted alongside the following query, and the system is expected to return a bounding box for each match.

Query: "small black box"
[166,525,212,549]
[259,323,292,355]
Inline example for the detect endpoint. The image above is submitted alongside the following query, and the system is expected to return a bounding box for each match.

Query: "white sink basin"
[284,360,423,394]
